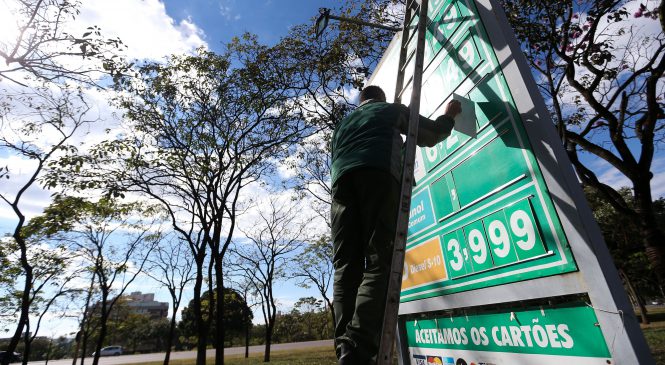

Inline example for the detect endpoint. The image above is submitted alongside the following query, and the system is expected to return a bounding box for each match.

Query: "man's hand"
[444,99,462,119]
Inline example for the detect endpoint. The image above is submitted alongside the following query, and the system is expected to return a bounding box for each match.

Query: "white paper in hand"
[452,93,476,138]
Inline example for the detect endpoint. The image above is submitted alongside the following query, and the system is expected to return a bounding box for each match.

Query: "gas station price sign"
[389,0,579,302]
[405,303,612,365]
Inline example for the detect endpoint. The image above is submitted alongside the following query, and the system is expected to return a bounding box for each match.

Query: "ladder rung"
[400,52,415,72]
[406,0,420,12]
[396,79,413,100]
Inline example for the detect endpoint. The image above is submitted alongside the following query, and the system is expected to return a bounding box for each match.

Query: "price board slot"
[463,220,494,272]
[421,30,485,115]
[442,229,472,279]
[429,173,460,220]
[482,209,519,267]
[425,0,464,64]
[420,129,472,173]
[427,0,452,19]
[504,198,547,260]
[439,196,549,281]
[451,128,529,208]
[466,73,506,130]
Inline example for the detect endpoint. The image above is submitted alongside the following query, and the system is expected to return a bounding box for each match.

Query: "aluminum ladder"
[377,0,429,364]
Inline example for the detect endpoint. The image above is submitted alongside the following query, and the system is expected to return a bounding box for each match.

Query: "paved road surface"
[26,340,334,365]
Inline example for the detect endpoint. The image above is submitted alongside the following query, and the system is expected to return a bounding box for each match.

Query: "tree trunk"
[244,316,250,358]
[91,310,109,365]
[214,260,225,365]
[92,298,111,365]
[21,321,31,365]
[620,269,649,325]
[263,320,273,363]
[193,261,207,365]
[163,304,178,365]
[3,244,32,365]
[80,322,91,365]
[634,178,665,284]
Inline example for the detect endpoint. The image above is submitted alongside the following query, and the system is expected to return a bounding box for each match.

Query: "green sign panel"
[392,0,578,302]
[405,302,612,364]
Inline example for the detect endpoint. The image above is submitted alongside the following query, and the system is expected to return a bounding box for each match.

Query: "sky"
[0,0,663,340]
[0,0,341,338]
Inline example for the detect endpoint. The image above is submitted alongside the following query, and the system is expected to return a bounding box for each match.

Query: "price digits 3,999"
[444,200,546,278]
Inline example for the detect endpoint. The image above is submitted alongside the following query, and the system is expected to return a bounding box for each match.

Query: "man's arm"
[397,100,462,147]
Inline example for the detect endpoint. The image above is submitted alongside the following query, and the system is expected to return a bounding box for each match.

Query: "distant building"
[122,292,169,319]
[89,292,169,319]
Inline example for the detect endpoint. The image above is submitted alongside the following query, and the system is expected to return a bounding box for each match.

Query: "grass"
[132,347,337,365]
[128,310,665,365]
[644,326,665,364]
[641,306,665,364]
[222,347,336,365]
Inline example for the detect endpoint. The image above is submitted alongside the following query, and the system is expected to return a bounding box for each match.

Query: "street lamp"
[315,7,401,39]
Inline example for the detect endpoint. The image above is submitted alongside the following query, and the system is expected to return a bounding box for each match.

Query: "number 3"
[447,238,464,271]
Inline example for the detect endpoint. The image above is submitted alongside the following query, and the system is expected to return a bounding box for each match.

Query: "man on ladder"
[331,85,461,365]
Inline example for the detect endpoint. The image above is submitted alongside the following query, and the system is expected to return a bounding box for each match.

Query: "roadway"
[27,340,334,365]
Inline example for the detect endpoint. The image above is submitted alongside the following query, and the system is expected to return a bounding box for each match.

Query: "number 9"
[442,5,458,31]
[468,229,487,264]
[510,210,536,251]
[459,40,475,68]
[488,220,510,258]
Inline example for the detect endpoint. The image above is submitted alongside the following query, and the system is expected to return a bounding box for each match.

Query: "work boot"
[338,341,355,365]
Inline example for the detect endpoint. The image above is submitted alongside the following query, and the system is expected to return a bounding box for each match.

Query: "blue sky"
[162,0,338,48]
[0,0,342,338]
[0,0,663,339]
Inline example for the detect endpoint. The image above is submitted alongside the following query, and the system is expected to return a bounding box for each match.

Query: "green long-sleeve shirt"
[331,99,455,186]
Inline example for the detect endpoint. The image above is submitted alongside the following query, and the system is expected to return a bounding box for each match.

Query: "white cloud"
[588,156,665,199]
[75,0,207,60]
[218,1,241,22]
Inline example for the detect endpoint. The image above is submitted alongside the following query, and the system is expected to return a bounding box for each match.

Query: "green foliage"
[585,186,665,297]
[178,288,253,348]
[83,300,171,354]
[272,297,333,344]
[501,0,665,281]
[0,0,130,86]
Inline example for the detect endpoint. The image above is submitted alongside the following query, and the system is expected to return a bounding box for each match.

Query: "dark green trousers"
[331,168,399,362]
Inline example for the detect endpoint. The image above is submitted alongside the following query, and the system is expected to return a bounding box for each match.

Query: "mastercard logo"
[427,357,443,365]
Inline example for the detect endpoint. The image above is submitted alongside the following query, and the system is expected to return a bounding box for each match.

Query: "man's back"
[331,101,406,186]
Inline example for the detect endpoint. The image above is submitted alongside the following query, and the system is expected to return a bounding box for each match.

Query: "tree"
[50,36,310,365]
[0,0,127,86]
[177,288,252,349]
[500,0,665,280]
[229,196,310,362]
[0,83,98,365]
[33,196,160,365]
[223,274,262,358]
[272,298,333,343]
[145,237,195,365]
[0,228,81,365]
[279,1,404,214]
[584,186,665,322]
[291,236,335,327]
[293,297,332,340]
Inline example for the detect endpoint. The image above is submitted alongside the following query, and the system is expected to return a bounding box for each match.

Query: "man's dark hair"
[359,85,386,103]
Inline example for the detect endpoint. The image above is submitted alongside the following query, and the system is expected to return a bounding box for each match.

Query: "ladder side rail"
[393,1,416,104]
[377,0,429,363]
